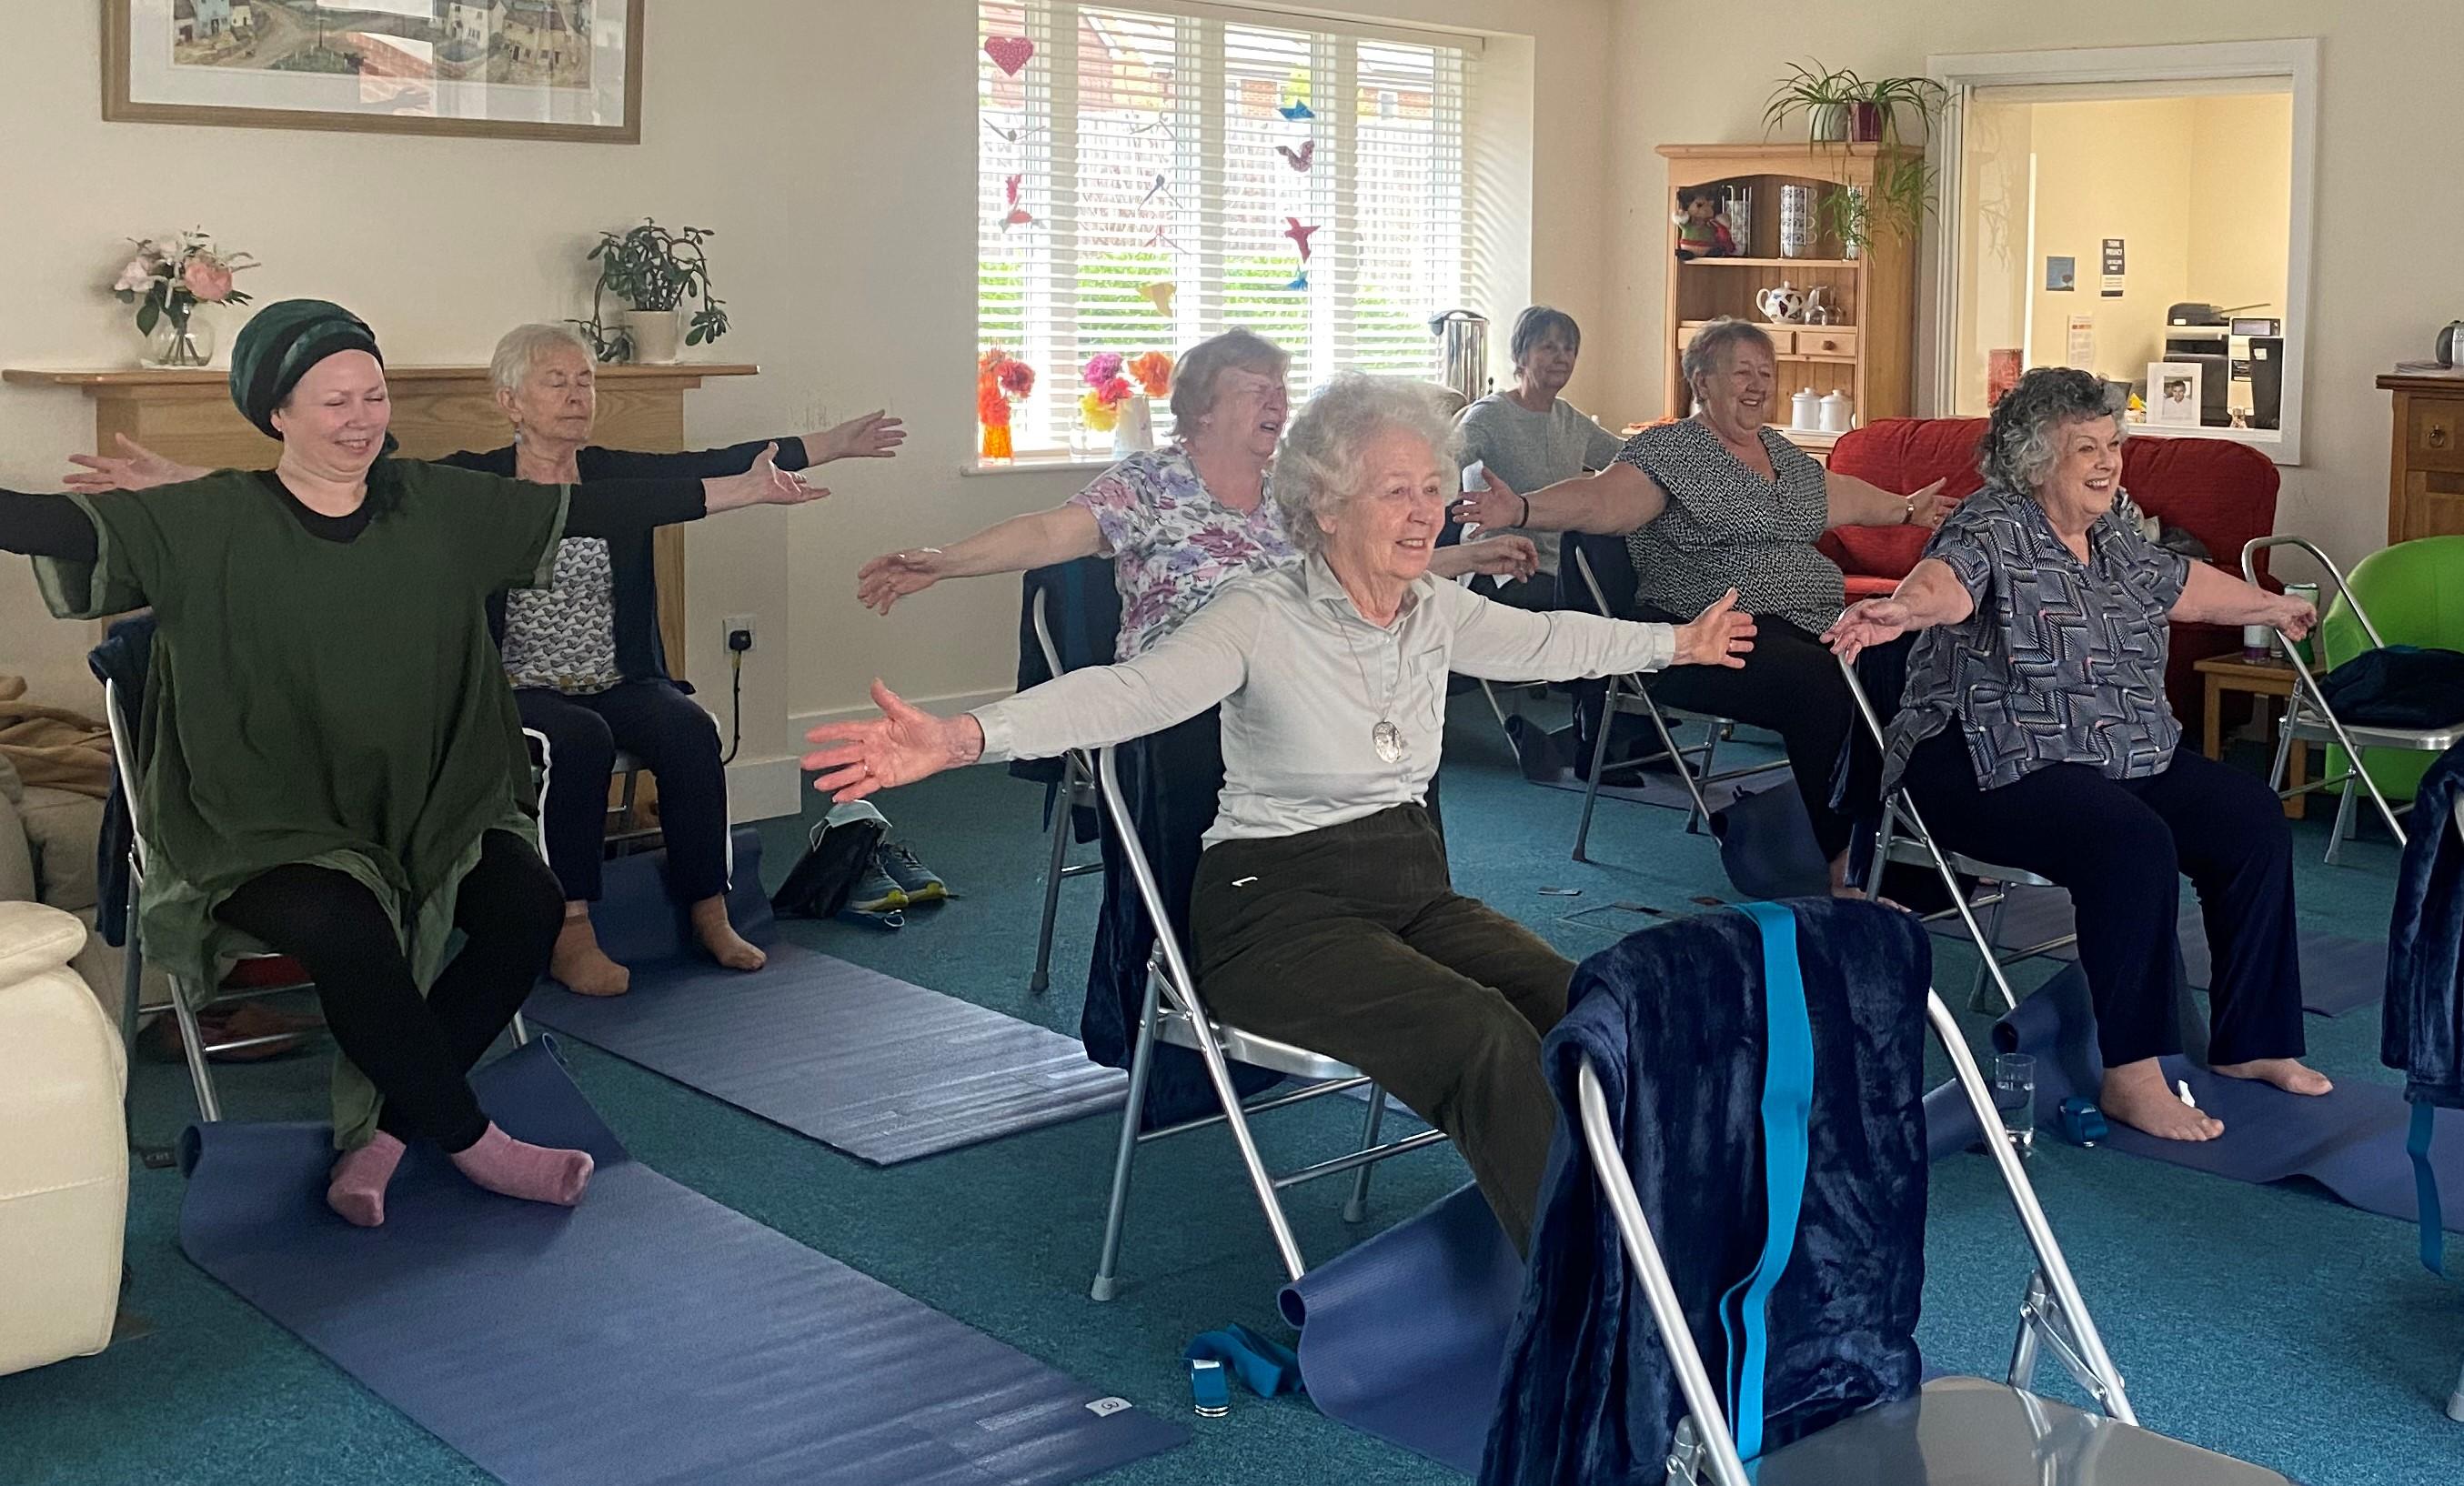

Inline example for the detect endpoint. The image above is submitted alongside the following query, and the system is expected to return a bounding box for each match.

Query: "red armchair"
[1815,417,2280,732]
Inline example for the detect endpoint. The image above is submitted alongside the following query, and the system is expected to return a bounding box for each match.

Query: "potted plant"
[1817,186,1870,259]
[977,348,1035,462]
[1764,61,1861,144]
[1849,74,1949,146]
[108,228,256,368]
[575,218,729,364]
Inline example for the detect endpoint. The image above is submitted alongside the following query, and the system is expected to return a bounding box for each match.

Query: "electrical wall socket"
[722,612,757,651]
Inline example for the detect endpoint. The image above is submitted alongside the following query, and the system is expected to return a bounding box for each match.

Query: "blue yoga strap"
[1718,900,1815,1462]
[2410,1100,2444,1276]
[1184,1324,1303,1402]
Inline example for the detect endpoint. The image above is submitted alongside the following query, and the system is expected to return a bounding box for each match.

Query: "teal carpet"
[5,693,2458,1485]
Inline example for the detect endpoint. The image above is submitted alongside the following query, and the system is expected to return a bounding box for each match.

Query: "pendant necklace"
[1338,613,1407,764]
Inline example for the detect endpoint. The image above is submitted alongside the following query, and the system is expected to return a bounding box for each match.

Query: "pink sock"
[327,1131,407,1228]
[448,1123,594,1208]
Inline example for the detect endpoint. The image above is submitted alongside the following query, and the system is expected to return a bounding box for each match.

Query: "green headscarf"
[228,298,387,440]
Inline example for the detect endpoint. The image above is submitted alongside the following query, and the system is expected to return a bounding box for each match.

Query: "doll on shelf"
[1674,186,1737,260]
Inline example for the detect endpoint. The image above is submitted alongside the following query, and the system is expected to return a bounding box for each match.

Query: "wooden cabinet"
[2380,369,2464,544]
[1658,143,1919,454]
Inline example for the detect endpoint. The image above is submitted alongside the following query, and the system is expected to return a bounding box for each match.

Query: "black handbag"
[769,802,890,919]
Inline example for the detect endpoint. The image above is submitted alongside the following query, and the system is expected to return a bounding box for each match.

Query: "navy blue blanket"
[2387,742,2464,1109]
[1483,899,1931,1482]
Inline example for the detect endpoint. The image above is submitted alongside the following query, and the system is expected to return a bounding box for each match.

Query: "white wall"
[0,0,1615,799]
[2024,97,2199,388]
[1604,0,2464,566]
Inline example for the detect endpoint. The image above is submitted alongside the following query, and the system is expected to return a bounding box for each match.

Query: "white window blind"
[979,0,1472,455]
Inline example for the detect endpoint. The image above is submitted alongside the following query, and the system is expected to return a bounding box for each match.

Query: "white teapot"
[1755,281,1806,324]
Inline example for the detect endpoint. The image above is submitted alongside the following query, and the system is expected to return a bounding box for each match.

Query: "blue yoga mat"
[1924,967,2464,1235]
[177,1041,1187,1486]
[1275,1183,1524,1472]
[1926,883,2387,1018]
[525,831,1127,1165]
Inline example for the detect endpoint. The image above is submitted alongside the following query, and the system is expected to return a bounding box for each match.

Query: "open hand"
[1673,589,1755,668]
[1906,477,1950,529]
[820,410,906,461]
[1823,597,1913,660]
[1433,534,1540,583]
[1447,467,1523,532]
[800,679,979,802]
[710,442,828,511]
[855,547,951,614]
[65,434,206,493]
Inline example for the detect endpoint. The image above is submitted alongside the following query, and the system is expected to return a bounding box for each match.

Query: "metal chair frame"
[1837,657,2076,1013]
[1086,743,1451,1300]
[1566,545,1788,863]
[1574,986,2144,1485]
[106,678,531,1124]
[2241,536,2464,864]
[1027,587,1103,995]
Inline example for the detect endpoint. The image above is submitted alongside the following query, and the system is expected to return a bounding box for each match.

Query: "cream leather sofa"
[0,899,127,1376]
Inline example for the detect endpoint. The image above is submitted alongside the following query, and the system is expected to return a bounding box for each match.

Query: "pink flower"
[112,258,156,294]
[1081,351,1125,388]
[183,256,236,303]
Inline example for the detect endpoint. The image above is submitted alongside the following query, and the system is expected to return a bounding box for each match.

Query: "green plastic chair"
[2317,535,2464,809]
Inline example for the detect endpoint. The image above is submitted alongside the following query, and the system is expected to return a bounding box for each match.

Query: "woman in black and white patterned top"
[1454,317,1949,891]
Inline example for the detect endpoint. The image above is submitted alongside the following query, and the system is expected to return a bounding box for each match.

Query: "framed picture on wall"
[103,0,646,144]
[2147,361,2203,427]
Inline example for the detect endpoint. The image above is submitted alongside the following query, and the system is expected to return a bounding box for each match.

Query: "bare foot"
[2212,1058,2333,1096]
[552,911,630,997]
[2099,1059,2224,1141]
[689,897,767,972]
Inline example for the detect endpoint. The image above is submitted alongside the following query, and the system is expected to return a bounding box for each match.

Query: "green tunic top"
[35,462,568,1148]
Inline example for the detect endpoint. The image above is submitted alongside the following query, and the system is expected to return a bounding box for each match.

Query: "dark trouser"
[1899,729,2306,1069]
[517,680,728,904]
[214,829,563,1150]
[1635,609,1865,862]
[1190,805,1573,1252]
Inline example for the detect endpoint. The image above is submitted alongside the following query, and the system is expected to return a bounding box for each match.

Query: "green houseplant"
[1769,65,1953,253]
[1763,61,1861,144]
[573,218,729,364]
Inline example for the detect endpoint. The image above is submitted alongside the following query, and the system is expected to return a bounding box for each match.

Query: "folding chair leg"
[2006,1269,2049,1392]
[2446,1352,2464,1423]
[1341,1084,1389,1224]
[1901,793,2021,1013]
[1573,691,1622,863]
[509,1010,530,1048]
[2327,778,2356,866]
[1967,890,2008,1014]
[167,976,223,1123]
[1640,698,1715,837]
[1031,758,1081,995]
[1180,994,1309,1283]
[1090,968,1163,1302]
[117,880,144,1074]
[1693,719,1724,836]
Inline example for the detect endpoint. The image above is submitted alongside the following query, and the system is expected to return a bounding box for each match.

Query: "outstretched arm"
[1451,460,1668,535]
[1446,583,1754,682]
[1825,469,1949,531]
[561,442,825,539]
[1822,557,1976,660]
[0,489,100,561]
[2172,561,2316,634]
[856,504,1104,615]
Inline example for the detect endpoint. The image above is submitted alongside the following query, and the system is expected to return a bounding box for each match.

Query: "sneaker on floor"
[877,843,950,905]
[843,853,908,915]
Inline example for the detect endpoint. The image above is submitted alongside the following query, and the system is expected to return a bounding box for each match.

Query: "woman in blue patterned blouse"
[1825,367,2325,1142]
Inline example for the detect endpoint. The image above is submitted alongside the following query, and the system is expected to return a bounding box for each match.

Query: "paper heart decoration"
[1276,140,1315,172]
[984,35,1035,76]
[1141,281,1177,316]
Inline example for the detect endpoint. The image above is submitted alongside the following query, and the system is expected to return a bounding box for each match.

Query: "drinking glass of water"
[1993,1053,2037,1158]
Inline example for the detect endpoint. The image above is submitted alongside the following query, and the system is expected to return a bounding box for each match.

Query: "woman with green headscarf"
[0,300,825,1227]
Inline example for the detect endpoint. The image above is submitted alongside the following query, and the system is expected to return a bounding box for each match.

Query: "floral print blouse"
[1069,445,1297,658]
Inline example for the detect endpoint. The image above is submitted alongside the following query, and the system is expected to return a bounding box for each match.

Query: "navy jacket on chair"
[2386,742,2464,1110]
[1482,898,1931,1483]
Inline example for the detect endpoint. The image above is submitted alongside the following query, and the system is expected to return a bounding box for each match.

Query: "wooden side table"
[2193,653,2307,818]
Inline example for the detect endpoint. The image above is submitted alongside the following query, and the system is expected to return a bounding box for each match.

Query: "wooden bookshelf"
[1658,142,1921,453]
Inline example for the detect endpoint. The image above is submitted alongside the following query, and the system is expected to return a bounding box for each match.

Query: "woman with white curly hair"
[803,373,1755,1247]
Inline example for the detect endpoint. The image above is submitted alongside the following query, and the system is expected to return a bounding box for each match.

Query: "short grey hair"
[1981,366,2128,493]
[1680,316,1776,403]
[1508,305,1581,366]
[488,322,596,397]
[1171,328,1290,431]
[1270,374,1461,557]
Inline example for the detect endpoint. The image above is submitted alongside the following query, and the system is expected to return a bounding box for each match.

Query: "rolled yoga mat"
[1924,966,2464,1234]
[525,830,1127,1165]
[1926,882,2388,1018]
[177,1041,1188,1486]
[1275,1183,1525,1473]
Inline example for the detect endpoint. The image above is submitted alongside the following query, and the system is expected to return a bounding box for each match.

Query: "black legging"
[1635,608,1866,861]
[215,829,562,1150]
[517,680,727,904]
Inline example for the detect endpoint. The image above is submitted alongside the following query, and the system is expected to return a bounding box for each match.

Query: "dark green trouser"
[1190,805,1574,1251]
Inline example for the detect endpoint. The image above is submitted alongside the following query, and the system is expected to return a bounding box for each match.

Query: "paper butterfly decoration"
[1141,281,1178,316]
[1276,140,1314,172]
[984,35,1035,76]
[1283,218,1319,262]
[1284,271,1310,291]
[1002,174,1032,229]
[1279,101,1315,121]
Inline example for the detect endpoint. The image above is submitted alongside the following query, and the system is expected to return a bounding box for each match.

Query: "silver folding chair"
[1837,656,2075,1013]
[1086,743,1451,1299]
[108,678,531,1123]
[1574,988,2293,1484]
[1027,587,1103,994]
[2242,536,2464,864]
[1566,544,1786,863]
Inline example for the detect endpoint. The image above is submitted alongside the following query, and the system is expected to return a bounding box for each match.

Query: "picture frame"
[2147,360,2202,427]
[102,0,645,144]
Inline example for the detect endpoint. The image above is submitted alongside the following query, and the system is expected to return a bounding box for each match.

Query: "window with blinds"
[979,1,1472,455]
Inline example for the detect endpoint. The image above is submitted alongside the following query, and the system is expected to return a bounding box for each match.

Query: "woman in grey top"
[805,375,1754,1247]
[1825,368,2324,1142]
[1453,316,1949,893]
[1453,306,1627,607]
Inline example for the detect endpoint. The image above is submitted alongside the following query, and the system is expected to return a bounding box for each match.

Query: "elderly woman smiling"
[1825,367,2326,1142]
[1455,316,1948,893]
[805,375,1752,1245]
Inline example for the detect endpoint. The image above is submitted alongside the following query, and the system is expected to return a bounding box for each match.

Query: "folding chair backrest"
[1565,531,1639,620]
[1021,555,1121,683]
[1092,744,1202,996]
[100,678,149,880]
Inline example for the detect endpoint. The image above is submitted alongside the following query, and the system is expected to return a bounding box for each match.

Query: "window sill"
[960,452,1119,478]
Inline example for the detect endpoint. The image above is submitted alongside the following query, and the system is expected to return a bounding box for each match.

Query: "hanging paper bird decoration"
[1140,173,1172,206]
[1279,101,1315,121]
[982,117,1048,145]
[1276,140,1315,172]
[1283,271,1310,291]
[984,35,1035,76]
[1002,174,1032,229]
[1141,281,1178,316]
[1283,218,1319,262]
